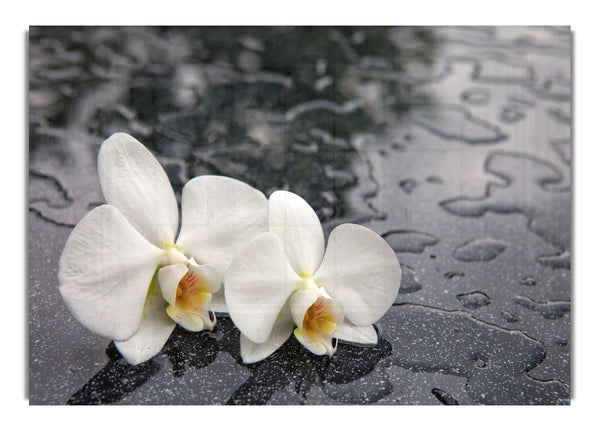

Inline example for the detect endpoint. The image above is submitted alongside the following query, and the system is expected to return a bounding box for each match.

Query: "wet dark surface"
[28,26,571,405]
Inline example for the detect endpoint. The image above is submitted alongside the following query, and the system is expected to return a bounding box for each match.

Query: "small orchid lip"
[301,297,339,339]
[174,269,212,314]
[158,260,222,332]
[293,296,341,356]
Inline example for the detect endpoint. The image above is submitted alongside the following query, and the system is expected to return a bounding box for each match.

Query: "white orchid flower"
[225,190,402,363]
[58,133,267,365]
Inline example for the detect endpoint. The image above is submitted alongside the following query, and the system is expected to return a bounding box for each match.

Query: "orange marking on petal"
[301,297,339,344]
[175,269,211,314]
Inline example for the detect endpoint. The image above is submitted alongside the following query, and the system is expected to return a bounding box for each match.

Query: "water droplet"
[501,310,519,323]
[533,74,570,101]
[472,55,534,86]
[461,87,490,106]
[456,291,491,309]
[500,105,525,123]
[453,238,507,262]
[554,337,568,347]
[397,264,422,295]
[425,175,443,185]
[507,94,535,108]
[514,296,570,319]
[410,105,507,145]
[431,388,459,405]
[444,271,465,280]
[398,178,418,194]
[390,142,406,152]
[383,230,439,254]
[474,358,487,369]
[520,276,537,286]
[537,250,571,269]
[547,107,571,125]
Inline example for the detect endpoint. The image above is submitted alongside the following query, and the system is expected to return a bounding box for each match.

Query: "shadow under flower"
[67,316,393,405]
[214,318,393,405]
[67,343,161,405]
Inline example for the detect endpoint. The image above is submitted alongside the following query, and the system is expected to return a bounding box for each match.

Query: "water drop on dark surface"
[398,178,418,194]
[500,105,525,123]
[461,87,490,106]
[456,291,491,310]
[453,238,507,262]
[396,264,422,295]
[554,337,568,347]
[547,107,571,125]
[383,230,439,254]
[425,175,443,184]
[444,271,465,280]
[501,310,519,323]
[537,251,571,269]
[472,55,535,86]
[410,105,507,145]
[514,296,570,320]
[390,142,406,151]
[520,276,537,286]
[431,388,459,405]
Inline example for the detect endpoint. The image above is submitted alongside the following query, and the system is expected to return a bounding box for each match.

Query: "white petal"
[290,289,318,330]
[187,260,222,294]
[268,190,324,276]
[210,288,228,313]
[314,224,402,326]
[335,320,378,345]
[176,176,268,273]
[224,232,301,344]
[325,297,345,325]
[114,282,176,365]
[240,305,294,363]
[58,205,162,341]
[158,263,188,306]
[98,133,179,248]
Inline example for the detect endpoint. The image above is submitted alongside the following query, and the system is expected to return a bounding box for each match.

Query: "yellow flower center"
[174,269,212,314]
[301,296,338,342]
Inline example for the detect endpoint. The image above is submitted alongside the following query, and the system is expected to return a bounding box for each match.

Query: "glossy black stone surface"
[28,26,571,404]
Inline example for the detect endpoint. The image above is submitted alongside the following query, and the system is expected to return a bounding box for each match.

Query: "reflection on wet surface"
[29,26,571,404]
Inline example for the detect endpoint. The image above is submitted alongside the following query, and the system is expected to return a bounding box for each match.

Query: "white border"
[4,1,596,428]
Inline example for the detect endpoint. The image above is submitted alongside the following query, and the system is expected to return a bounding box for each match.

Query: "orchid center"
[293,295,343,356]
[302,297,337,339]
[173,269,213,315]
[158,258,220,332]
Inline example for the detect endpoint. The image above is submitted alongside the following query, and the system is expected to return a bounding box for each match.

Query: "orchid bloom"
[225,191,402,363]
[58,133,267,365]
